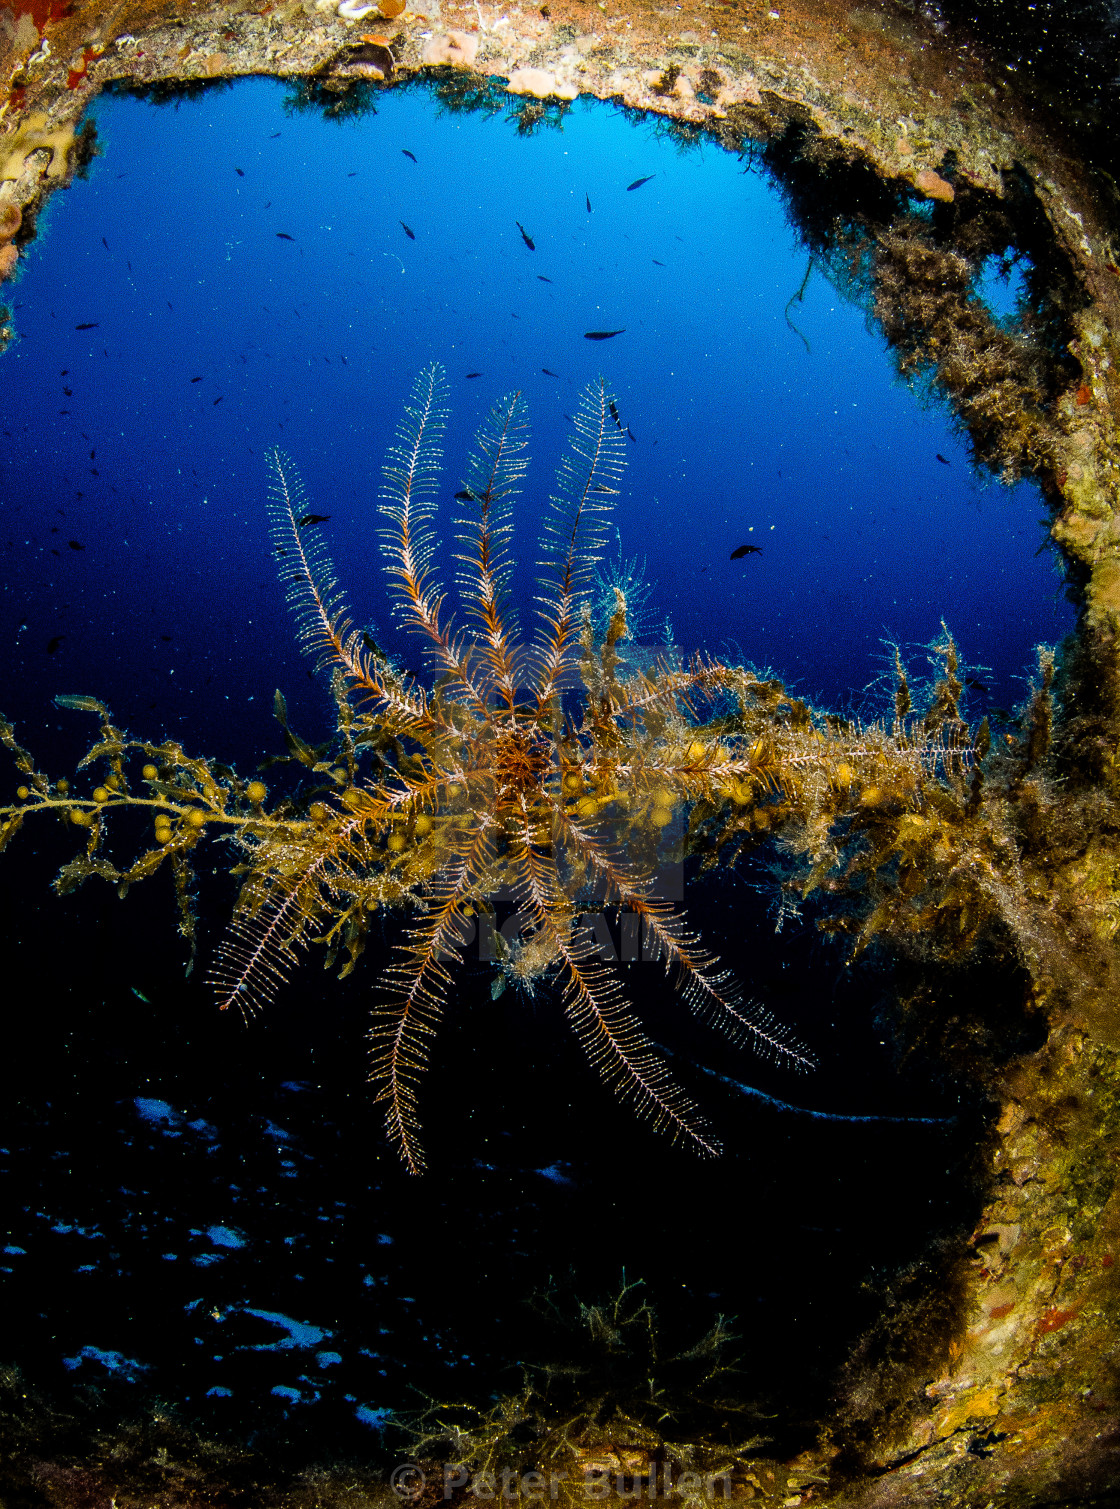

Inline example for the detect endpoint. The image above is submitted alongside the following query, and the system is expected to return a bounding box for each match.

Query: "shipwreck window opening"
[0,73,1075,1457]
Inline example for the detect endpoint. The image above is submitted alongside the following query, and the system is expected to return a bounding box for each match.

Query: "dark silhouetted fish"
[235,167,244,176]
[542,368,560,378]
[347,172,357,177]
[214,396,223,405]
[68,540,85,550]
[75,322,98,330]
[965,677,989,694]
[270,132,281,138]
[46,636,64,653]
[584,329,625,340]
[190,376,202,382]
[516,221,535,250]
[627,175,655,191]
[63,387,72,396]
[454,489,476,502]
[101,237,109,250]
[538,275,552,282]
[591,484,619,494]
[402,149,417,163]
[627,426,636,442]
[89,448,95,459]
[400,221,415,239]
[936,453,950,464]
[730,544,762,559]
[297,513,331,529]
[466,372,482,378]
[608,400,623,431]
[652,259,665,266]
[276,232,294,240]
[586,193,592,212]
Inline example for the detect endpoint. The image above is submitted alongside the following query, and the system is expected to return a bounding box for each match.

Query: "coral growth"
[0,111,76,182]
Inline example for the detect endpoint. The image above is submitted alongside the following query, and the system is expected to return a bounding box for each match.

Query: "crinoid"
[211,363,814,1172]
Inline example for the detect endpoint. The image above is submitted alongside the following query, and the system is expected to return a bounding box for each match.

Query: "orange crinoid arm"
[532,376,624,710]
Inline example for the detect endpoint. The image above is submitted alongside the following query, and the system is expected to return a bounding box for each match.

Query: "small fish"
[542,368,560,378]
[936,453,950,464]
[213,396,223,405]
[516,221,535,250]
[627,175,655,191]
[538,275,553,283]
[270,132,281,139]
[60,370,68,376]
[63,387,72,396]
[965,677,989,695]
[591,484,619,494]
[347,172,357,177]
[652,258,666,266]
[235,167,244,176]
[454,489,476,502]
[627,426,636,442]
[101,236,109,250]
[730,544,762,559]
[160,634,172,642]
[608,400,623,431]
[75,322,98,330]
[466,372,482,379]
[131,986,151,1002]
[167,302,173,311]
[46,635,65,653]
[402,149,417,163]
[400,221,415,239]
[190,376,202,383]
[89,448,95,459]
[297,512,331,528]
[586,193,592,212]
[68,540,86,550]
[276,232,295,241]
[584,329,625,340]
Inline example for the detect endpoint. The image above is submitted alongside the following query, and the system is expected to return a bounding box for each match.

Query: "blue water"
[0,78,1070,770]
[0,76,1065,1447]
